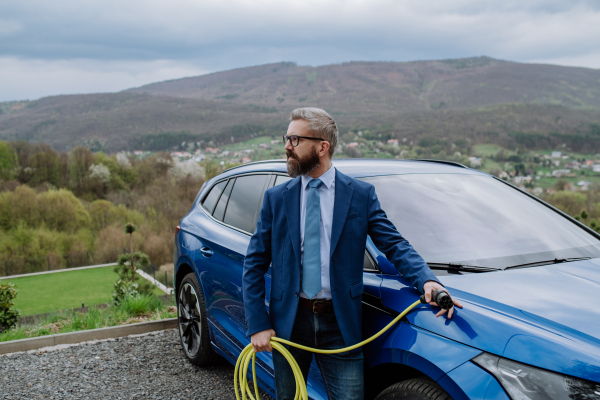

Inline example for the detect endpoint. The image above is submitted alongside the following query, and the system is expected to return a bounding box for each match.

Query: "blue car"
[174,159,600,400]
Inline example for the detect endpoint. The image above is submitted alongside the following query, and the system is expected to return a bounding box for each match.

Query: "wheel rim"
[178,282,202,357]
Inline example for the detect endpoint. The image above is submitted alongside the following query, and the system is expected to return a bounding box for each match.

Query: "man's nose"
[284,139,293,151]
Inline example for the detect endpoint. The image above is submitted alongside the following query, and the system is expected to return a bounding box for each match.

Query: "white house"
[468,157,481,168]
[552,169,571,177]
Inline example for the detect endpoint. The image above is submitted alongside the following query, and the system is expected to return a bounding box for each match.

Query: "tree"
[38,189,91,232]
[89,200,114,231]
[68,146,95,195]
[0,283,20,332]
[11,140,35,183]
[29,143,60,187]
[0,141,16,181]
[125,223,137,281]
[114,251,154,295]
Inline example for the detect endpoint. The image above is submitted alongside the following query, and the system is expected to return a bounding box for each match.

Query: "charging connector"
[420,289,454,310]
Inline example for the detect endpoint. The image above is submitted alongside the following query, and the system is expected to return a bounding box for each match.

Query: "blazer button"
[295,292,299,297]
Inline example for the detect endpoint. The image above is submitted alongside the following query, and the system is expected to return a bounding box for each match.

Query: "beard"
[286,145,321,178]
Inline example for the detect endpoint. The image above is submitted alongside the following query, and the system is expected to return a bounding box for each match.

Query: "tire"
[177,272,218,366]
[374,378,453,400]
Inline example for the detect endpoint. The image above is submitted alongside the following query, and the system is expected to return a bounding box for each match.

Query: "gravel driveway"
[0,329,274,400]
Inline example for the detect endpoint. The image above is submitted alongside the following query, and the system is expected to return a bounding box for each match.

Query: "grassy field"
[5,266,163,316]
[0,295,177,342]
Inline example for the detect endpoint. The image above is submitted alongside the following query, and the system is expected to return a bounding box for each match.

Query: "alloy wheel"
[178,282,202,357]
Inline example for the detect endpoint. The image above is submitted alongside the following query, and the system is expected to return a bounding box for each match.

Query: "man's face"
[285,120,321,178]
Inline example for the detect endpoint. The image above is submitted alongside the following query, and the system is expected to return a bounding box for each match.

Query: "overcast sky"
[1,0,600,102]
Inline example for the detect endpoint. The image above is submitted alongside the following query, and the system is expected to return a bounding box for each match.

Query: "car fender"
[364,317,482,382]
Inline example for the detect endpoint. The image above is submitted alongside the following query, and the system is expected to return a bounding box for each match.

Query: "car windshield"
[363,173,600,270]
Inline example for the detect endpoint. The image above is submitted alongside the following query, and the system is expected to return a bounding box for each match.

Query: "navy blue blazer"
[242,169,439,347]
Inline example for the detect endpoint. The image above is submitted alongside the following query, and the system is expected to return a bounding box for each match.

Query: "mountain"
[1,57,599,152]
[129,57,600,111]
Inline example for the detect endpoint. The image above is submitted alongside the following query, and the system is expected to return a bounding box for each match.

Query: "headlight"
[472,353,600,400]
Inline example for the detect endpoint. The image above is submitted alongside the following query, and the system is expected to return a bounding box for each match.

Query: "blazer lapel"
[283,177,302,266]
[330,170,354,258]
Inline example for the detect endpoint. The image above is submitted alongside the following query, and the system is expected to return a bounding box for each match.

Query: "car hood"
[380,258,600,382]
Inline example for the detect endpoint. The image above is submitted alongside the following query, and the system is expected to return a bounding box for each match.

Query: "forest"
[0,140,219,271]
[1,136,600,275]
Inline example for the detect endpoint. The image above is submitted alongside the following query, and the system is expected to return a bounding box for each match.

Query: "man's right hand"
[251,329,276,353]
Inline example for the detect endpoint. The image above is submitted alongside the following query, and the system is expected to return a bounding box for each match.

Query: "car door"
[199,173,280,385]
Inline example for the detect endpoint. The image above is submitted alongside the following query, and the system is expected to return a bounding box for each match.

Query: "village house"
[170,151,192,158]
[577,181,592,191]
[513,175,532,185]
[468,157,481,168]
[552,169,571,177]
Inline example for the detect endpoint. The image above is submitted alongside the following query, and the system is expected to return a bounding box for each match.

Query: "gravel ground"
[0,329,274,400]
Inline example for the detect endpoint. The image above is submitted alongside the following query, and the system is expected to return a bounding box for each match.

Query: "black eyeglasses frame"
[282,135,325,147]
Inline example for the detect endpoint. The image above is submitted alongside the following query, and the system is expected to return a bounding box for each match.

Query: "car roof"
[217,158,484,180]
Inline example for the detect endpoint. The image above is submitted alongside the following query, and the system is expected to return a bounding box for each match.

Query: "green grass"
[0,295,176,342]
[4,266,164,316]
[473,143,505,157]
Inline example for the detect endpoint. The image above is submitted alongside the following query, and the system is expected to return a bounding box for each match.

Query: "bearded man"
[242,107,461,400]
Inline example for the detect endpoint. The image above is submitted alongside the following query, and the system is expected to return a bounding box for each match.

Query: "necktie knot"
[309,179,323,189]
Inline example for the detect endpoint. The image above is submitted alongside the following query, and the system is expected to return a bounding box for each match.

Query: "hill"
[1,57,600,152]
[129,57,600,111]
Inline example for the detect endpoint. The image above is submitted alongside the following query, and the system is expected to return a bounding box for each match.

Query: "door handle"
[200,247,214,257]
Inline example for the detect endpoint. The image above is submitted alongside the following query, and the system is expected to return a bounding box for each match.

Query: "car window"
[223,174,269,233]
[202,180,227,214]
[274,175,292,187]
[363,174,600,269]
[364,252,378,272]
[213,179,234,221]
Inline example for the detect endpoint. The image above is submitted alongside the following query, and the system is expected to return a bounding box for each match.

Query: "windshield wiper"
[503,257,592,270]
[427,262,501,273]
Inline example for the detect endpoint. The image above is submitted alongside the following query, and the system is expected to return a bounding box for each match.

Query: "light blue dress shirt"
[299,165,336,299]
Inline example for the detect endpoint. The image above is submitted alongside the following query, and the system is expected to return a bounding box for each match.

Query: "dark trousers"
[272,305,364,400]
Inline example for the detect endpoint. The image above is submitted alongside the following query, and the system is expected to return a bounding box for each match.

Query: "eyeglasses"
[282,135,324,147]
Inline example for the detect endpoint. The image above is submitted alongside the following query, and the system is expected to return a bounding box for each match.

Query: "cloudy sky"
[1,0,600,102]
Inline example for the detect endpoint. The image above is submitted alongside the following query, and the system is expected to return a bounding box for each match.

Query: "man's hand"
[423,281,463,318]
[251,329,276,353]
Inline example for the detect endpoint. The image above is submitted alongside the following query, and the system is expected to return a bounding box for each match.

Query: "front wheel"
[374,378,453,400]
[177,272,217,366]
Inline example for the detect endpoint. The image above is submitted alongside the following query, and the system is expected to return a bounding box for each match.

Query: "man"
[243,107,462,399]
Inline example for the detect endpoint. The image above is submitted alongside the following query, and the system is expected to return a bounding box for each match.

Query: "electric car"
[174,159,600,400]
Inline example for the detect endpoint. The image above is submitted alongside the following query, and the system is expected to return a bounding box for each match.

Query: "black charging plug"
[419,289,454,310]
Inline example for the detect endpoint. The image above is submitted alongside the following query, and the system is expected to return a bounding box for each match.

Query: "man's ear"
[319,141,331,157]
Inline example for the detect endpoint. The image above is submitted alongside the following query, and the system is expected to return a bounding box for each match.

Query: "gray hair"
[290,107,338,157]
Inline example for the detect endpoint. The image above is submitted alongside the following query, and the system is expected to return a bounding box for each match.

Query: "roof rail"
[222,158,467,174]
[412,159,468,168]
[223,159,286,173]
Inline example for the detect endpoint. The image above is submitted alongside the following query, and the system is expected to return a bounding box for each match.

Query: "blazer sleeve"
[242,189,274,337]
[366,185,440,292]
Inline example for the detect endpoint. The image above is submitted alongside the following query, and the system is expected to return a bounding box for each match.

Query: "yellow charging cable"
[234,299,423,400]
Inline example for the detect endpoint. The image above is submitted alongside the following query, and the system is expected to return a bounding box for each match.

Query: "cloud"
[1,0,600,100]
[0,57,208,101]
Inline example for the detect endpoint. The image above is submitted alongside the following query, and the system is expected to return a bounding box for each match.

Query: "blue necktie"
[303,179,323,299]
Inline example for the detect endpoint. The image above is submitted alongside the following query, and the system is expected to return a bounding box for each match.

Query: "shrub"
[118,294,163,316]
[0,283,20,332]
[112,280,140,305]
[114,252,154,295]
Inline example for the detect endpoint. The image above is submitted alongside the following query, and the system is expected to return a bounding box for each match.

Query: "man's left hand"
[423,281,463,318]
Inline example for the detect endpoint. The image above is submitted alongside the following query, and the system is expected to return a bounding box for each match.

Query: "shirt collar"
[301,164,336,190]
